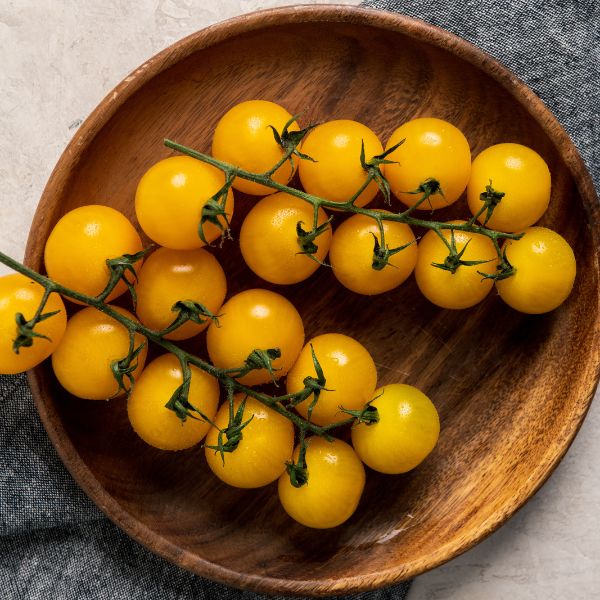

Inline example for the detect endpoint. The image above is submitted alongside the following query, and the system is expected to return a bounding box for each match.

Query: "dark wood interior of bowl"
[25,7,600,597]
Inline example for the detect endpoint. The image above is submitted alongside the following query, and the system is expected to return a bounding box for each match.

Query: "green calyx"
[296,218,333,258]
[110,332,146,396]
[371,232,415,271]
[359,139,405,204]
[205,395,254,465]
[479,181,505,225]
[432,230,492,274]
[98,246,152,307]
[12,309,60,354]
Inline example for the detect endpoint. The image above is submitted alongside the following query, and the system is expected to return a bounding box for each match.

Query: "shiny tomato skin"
[206,289,304,386]
[351,384,440,474]
[135,247,226,340]
[212,100,299,195]
[44,205,143,303]
[240,192,331,284]
[298,120,383,208]
[383,118,471,210]
[496,227,576,314]
[414,221,498,309]
[286,333,377,427]
[329,213,417,295]
[205,394,294,488]
[135,156,234,250]
[127,353,219,451]
[51,306,147,400]
[278,437,365,529]
[467,143,551,233]
[0,274,67,374]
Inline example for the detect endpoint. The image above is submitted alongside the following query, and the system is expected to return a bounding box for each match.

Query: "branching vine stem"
[0,251,350,439]
[164,139,524,249]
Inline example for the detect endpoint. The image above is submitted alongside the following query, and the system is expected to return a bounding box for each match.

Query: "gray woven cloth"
[1,1,598,598]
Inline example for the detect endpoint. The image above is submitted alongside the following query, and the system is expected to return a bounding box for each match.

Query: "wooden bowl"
[25,5,600,597]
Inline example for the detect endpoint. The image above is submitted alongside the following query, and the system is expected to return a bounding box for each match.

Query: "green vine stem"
[0,250,354,443]
[164,138,523,273]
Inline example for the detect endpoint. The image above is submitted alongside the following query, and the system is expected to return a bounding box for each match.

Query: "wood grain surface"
[24,5,600,597]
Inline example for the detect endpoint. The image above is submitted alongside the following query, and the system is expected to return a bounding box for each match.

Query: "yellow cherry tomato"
[467,143,551,233]
[206,289,304,386]
[278,437,365,529]
[51,306,147,400]
[383,118,471,209]
[286,333,377,426]
[127,353,219,451]
[205,394,294,488]
[239,192,332,285]
[135,156,234,250]
[44,205,143,303]
[212,100,299,195]
[135,247,226,340]
[351,384,440,474]
[0,274,67,375]
[496,227,576,314]
[414,221,498,309]
[298,120,383,208]
[329,213,417,295]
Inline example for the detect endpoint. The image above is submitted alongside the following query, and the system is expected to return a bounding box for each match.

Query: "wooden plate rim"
[24,5,600,596]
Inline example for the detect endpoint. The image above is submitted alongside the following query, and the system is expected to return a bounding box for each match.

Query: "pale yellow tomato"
[278,437,365,529]
[351,384,440,474]
[496,227,576,314]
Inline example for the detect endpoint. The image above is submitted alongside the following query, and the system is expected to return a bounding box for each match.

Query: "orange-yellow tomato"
[496,227,576,314]
[286,333,377,426]
[44,205,143,303]
[467,143,551,232]
[206,289,304,386]
[351,384,440,474]
[135,156,234,250]
[329,213,417,295]
[212,100,299,195]
[298,120,383,207]
[278,437,365,529]
[205,395,294,488]
[384,118,471,209]
[135,247,226,340]
[414,221,498,309]
[51,306,147,400]
[0,274,67,375]
[240,192,332,284]
[127,353,219,451]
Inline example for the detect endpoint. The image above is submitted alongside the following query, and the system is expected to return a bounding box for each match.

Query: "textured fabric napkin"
[1,1,598,598]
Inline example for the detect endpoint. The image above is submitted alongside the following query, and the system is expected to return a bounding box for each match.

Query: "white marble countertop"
[1,2,598,598]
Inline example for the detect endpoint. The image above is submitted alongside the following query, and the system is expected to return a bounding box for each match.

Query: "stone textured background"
[0,2,598,599]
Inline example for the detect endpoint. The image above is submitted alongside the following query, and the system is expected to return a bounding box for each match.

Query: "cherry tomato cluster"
[0,99,577,529]
[216,103,575,313]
